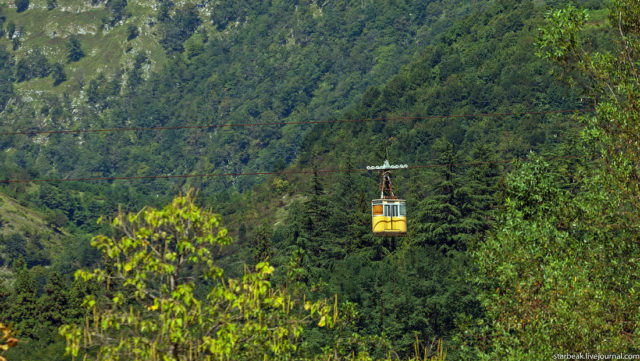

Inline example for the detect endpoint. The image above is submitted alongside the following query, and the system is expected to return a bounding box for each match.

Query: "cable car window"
[392,205,398,217]
[399,203,406,216]
[372,205,383,215]
[384,205,390,217]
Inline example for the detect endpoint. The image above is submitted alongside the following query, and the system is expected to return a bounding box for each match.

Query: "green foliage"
[252,223,273,265]
[536,5,589,67]
[104,0,128,26]
[0,0,612,359]
[126,24,138,41]
[0,45,12,110]
[0,233,50,268]
[6,259,38,339]
[38,271,69,327]
[184,33,204,59]
[66,36,84,63]
[472,155,640,359]
[44,209,68,229]
[51,63,66,86]
[159,3,201,53]
[539,0,640,219]
[15,0,28,13]
[5,22,14,39]
[0,0,483,199]
[413,140,477,251]
[15,47,50,82]
[2,265,85,361]
[60,191,335,360]
[471,1,640,358]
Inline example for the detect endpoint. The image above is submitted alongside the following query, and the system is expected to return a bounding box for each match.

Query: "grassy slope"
[0,191,66,274]
[1,0,167,102]
[0,192,54,237]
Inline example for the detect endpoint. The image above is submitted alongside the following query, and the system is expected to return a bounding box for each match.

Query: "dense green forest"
[2,0,640,359]
[0,0,481,193]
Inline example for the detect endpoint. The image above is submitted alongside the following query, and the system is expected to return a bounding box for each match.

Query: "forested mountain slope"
[0,192,67,269]
[0,0,488,275]
[0,0,482,196]
[0,0,483,281]
[251,0,608,358]
[0,1,485,359]
[0,0,617,359]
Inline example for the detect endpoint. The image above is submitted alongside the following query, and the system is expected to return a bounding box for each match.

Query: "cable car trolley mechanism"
[366,160,408,236]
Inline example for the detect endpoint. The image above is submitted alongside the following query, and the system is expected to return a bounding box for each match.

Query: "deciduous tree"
[60,191,334,361]
[472,2,640,357]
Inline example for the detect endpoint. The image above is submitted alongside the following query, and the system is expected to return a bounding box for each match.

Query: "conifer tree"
[300,166,337,280]
[8,258,38,339]
[64,278,93,323]
[0,283,10,320]
[461,143,501,238]
[66,35,84,63]
[15,0,29,13]
[38,271,68,328]
[252,223,272,265]
[303,166,330,243]
[413,139,468,250]
[337,154,371,250]
[51,63,66,86]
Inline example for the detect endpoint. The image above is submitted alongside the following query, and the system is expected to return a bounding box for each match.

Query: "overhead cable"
[0,154,592,184]
[0,108,593,136]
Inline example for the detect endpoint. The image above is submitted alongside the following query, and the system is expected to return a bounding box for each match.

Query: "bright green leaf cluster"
[60,190,334,361]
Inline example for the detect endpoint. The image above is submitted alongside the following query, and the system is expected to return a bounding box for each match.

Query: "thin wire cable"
[0,154,592,184]
[408,154,590,169]
[0,108,593,136]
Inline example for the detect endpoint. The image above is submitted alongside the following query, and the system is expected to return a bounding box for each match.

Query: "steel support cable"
[0,154,594,184]
[0,108,593,136]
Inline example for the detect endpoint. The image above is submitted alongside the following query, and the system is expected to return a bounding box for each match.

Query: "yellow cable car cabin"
[367,160,408,236]
[371,199,407,236]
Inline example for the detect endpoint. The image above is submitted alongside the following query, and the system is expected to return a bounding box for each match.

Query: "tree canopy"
[470,1,640,358]
[60,191,335,361]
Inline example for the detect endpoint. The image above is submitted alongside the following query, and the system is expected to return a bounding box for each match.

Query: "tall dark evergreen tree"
[0,44,14,110]
[126,24,139,40]
[15,0,29,13]
[251,223,272,265]
[38,271,68,328]
[335,154,371,250]
[413,139,468,250]
[8,258,38,338]
[105,0,127,25]
[0,282,10,320]
[66,35,84,63]
[300,167,337,277]
[51,63,66,86]
[6,22,15,39]
[463,143,501,236]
